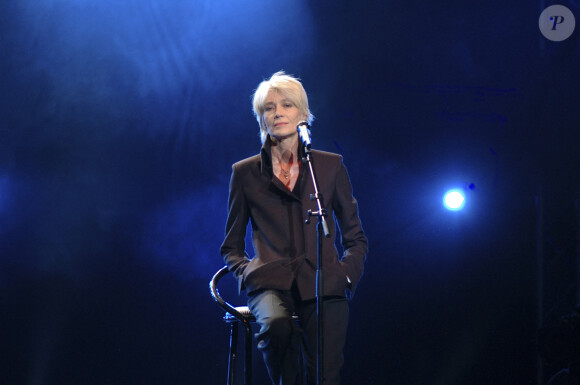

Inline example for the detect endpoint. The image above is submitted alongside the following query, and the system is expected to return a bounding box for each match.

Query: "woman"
[220,71,367,384]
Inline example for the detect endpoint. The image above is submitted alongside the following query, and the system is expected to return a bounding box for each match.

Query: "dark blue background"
[1,1,579,384]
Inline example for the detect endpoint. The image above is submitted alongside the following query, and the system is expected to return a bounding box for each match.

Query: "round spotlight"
[443,189,465,211]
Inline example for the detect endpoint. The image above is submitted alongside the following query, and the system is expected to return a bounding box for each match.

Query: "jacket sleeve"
[220,164,251,284]
[333,158,368,294]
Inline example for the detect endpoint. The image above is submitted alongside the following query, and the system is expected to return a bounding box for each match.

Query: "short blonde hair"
[252,71,314,144]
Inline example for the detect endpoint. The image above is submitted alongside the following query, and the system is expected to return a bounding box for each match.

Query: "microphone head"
[296,121,312,149]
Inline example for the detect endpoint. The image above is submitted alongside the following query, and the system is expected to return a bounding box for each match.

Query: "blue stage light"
[443,189,465,211]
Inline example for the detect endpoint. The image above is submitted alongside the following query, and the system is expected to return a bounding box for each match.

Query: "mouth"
[274,122,287,127]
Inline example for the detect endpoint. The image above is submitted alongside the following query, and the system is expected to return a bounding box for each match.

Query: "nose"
[274,105,283,117]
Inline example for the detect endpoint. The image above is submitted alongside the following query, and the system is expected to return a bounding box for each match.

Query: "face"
[263,90,306,141]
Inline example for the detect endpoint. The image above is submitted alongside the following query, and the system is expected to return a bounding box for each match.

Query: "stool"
[210,266,304,385]
[210,266,256,385]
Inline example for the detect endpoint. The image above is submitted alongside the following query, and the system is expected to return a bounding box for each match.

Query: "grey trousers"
[247,286,349,385]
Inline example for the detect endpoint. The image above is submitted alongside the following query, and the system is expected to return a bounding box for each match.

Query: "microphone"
[297,121,312,149]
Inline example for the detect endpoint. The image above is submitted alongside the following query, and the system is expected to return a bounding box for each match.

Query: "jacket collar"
[259,136,273,176]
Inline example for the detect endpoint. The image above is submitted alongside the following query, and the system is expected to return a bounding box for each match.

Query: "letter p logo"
[540,5,575,41]
[550,15,565,30]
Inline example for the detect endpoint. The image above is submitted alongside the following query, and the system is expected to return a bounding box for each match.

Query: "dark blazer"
[220,139,367,301]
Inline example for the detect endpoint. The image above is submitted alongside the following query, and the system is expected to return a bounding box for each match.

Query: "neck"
[270,135,299,163]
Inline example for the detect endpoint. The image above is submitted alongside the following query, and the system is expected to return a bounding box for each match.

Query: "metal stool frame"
[210,265,305,385]
[210,266,256,385]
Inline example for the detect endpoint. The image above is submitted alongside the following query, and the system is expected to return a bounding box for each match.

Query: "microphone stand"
[302,143,330,385]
